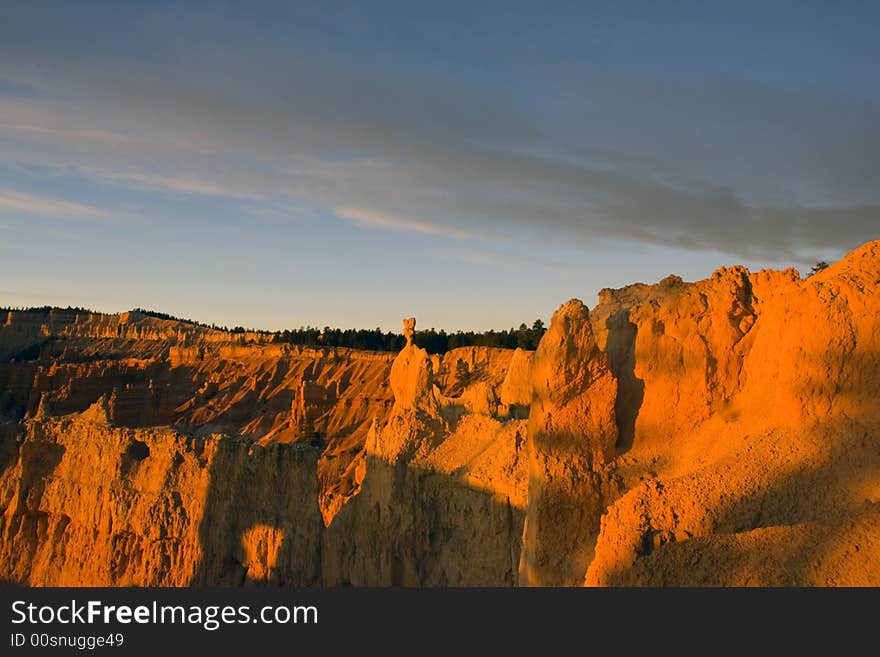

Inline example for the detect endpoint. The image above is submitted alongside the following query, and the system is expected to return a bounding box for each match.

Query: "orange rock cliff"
[1,240,878,586]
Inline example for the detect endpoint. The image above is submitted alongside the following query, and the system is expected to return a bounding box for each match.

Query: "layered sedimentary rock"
[583,241,880,585]
[0,400,322,586]
[324,316,527,585]
[0,312,398,524]
[1,240,879,586]
[499,348,532,413]
[0,312,528,585]
[369,317,444,463]
[519,300,619,586]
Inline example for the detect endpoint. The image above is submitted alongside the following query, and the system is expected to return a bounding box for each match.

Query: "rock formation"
[389,317,439,417]
[366,316,443,463]
[0,411,322,585]
[499,347,532,415]
[519,299,618,586]
[0,311,528,586]
[1,240,879,586]
[582,241,880,585]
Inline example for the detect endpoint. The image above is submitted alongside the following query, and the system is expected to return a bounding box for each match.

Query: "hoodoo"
[1,241,879,586]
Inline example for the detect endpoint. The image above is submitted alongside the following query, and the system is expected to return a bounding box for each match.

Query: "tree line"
[1,305,95,314]
[272,320,546,353]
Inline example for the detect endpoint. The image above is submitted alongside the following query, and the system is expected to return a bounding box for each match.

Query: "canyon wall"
[0,404,321,586]
[0,311,527,585]
[1,240,878,586]
[582,241,880,585]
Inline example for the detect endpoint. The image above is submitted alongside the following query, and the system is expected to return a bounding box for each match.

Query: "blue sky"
[1,1,878,331]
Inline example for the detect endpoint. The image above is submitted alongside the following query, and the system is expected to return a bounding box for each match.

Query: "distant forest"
[2,306,546,353]
[271,320,546,353]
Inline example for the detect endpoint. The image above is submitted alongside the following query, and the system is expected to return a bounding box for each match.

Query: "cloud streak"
[0,4,877,264]
[0,188,108,219]
[335,207,475,240]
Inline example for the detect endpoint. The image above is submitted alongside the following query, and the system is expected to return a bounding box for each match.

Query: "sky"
[1,0,878,331]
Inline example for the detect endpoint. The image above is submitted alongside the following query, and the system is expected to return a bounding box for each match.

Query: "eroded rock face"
[0,310,532,586]
[367,317,443,463]
[519,299,618,586]
[389,344,439,417]
[0,315,398,524]
[584,241,880,586]
[0,411,322,586]
[499,347,531,413]
[2,241,880,587]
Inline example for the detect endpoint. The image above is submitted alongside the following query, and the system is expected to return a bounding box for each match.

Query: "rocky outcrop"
[2,240,879,587]
[0,408,322,586]
[321,319,527,585]
[367,317,444,464]
[0,319,399,523]
[290,379,336,445]
[519,300,619,586]
[389,319,439,417]
[321,442,526,585]
[583,240,880,585]
[0,313,530,586]
[499,347,532,414]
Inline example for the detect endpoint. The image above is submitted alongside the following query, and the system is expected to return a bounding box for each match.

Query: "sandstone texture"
[520,299,618,586]
[1,240,879,586]
[0,311,526,585]
[583,241,880,585]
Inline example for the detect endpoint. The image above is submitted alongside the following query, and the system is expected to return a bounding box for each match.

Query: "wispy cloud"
[79,169,264,201]
[0,4,877,263]
[1,122,135,146]
[335,207,475,240]
[0,188,108,219]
